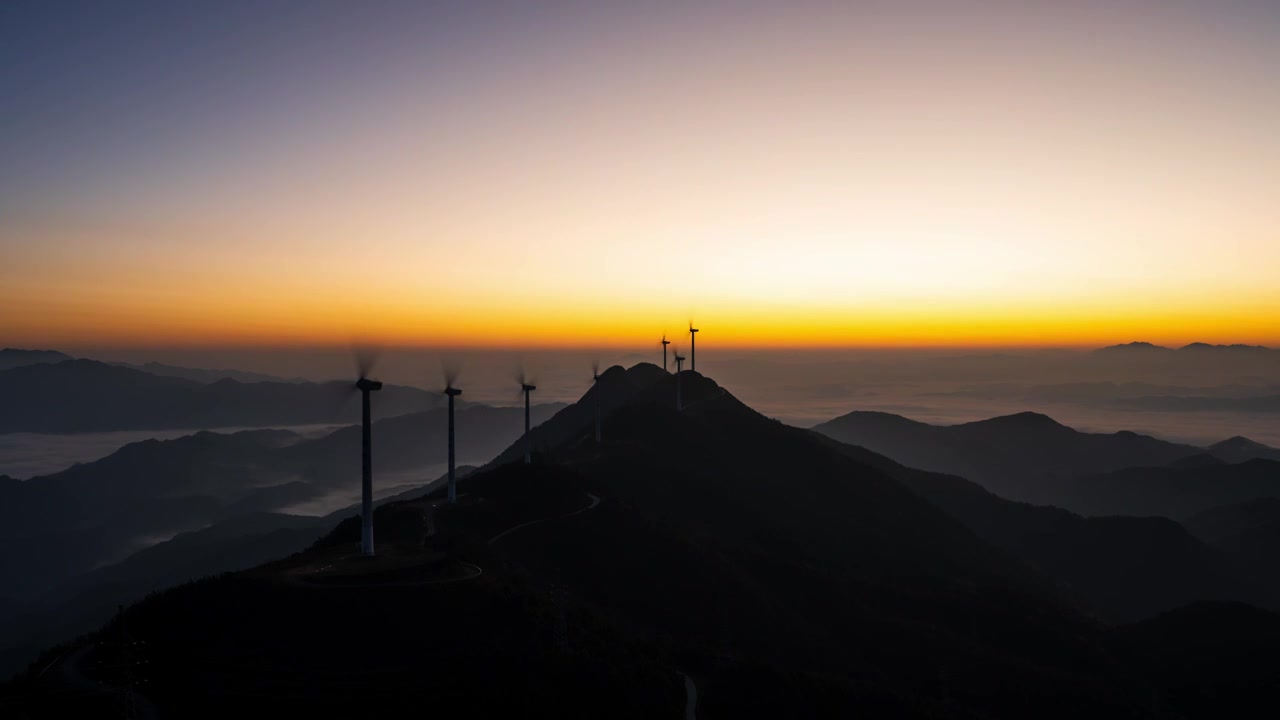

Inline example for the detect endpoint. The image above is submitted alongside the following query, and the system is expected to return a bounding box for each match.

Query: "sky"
[2,0,1279,350]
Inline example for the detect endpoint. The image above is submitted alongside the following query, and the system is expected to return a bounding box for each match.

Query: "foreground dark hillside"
[0,396,560,679]
[7,366,1279,717]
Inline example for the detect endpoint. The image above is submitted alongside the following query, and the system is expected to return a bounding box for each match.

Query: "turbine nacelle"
[521,383,537,393]
[356,378,383,392]
[444,386,462,397]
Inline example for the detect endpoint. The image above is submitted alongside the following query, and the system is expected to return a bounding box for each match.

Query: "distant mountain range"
[1097,341,1273,353]
[107,360,301,384]
[0,359,444,432]
[812,410,1202,502]
[813,409,1280,520]
[0,348,72,370]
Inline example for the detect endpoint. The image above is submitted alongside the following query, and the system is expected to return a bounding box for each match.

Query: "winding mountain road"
[488,493,601,545]
[682,672,699,720]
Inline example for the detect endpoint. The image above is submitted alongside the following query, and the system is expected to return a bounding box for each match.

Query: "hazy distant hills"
[813,409,1280,520]
[1090,341,1280,383]
[0,396,564,679]
[109,360,301,384]
[0,399,563,600]
[0,347,299,383]
[0,348,72,370]
[0,359,443,432]
[1096,341,1273,353]
[812,410,1206,503]
[9,366,1278,717]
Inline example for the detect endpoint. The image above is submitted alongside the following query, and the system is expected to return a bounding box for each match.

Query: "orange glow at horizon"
[3,3,1279,351]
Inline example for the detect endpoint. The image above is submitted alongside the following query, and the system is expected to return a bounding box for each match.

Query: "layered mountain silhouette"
[811,410,1204,503]
[1210,436,1280,463]
[1049,460,1280,519]
[0,399,561,678]
[0,348,72,370]
[6,365,1279,717]
[108,360,300,384]
[1186,498,1280,569]
[0,359,443,432]
[1096,341,1273,353]
[812,440,1266,622]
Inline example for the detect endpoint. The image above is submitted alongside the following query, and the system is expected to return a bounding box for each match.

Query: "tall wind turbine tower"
[443,383,461,504]
[688,323,699,372]
[661,334,671,372]
[674,351,685,411]
[355,375,383,556]
[519,374,537,464]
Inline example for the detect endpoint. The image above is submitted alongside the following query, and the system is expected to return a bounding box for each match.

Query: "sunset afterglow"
[3,1,1278,349]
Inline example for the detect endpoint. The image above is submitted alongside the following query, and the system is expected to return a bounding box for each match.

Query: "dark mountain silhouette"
[812,410,1201,503]
[1182,500,1280,606]
[1085,342,1280,387]
[1210,436,1280,463]
[1184,498,1280,558]
[1179,342,1272,352]
[1113,602,1280,719]
[0,359,442,432]
[9,366,1280,717]
[0,463,481,684]
[1094,342,1273,354]
[1184,496,1280,592]
[813,440,1265,622]
[1095,341,1172,353]
[1170,452,1226,469]
[0,348,72,370]
[1048,459,1280,519]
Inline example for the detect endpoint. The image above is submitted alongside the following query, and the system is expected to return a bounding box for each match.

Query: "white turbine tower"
[352,351,382,556]
[673,350,685,411]
[442,365,462,504]
[688,322,699,372]
[518,369,537,464]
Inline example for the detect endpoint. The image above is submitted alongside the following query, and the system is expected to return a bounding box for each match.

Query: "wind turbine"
[352,351,382,556]
[592,360,602,443]
[442,364,462,504]
[518,370,537,464]
[661,333,671,372]
[688,323,699,372]
[673,349,685,411]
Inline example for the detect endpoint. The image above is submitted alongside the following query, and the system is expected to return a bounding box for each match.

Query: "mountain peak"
[1096,341,1171,352]
[1213,435,1264,450]
[962,411,1067,431]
